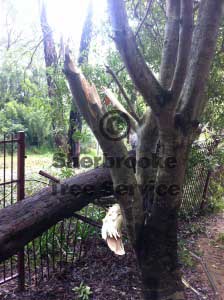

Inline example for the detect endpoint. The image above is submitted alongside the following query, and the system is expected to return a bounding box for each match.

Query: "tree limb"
[135,0,154,38]
[64,51,143,246]
[103,88,139,131]
[107,0,167,114]
[159,0,180,89]
[171,0,193,100]
[0,167,111,262]
[0,148,136,262]
[178,0,223,122]
[105,65,140,123]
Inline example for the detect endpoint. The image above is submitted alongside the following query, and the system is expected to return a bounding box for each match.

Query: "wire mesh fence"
[0,132,221,290]
[180,138,220,215]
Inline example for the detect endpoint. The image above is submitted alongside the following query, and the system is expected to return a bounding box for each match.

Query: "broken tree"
[64,0,223,299]
[0,1,223,300]
[0,167,111,262]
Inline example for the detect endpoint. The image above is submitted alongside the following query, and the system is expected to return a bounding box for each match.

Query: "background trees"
[0,0,223,148]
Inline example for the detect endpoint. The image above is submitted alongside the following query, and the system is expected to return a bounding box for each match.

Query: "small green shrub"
[185,223,206,235]
[72,282,92,300]
[178,240,195,268]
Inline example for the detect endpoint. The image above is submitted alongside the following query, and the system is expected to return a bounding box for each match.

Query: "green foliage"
[211,142,224,168]
[203,20,224,132]
[59,166,75,179]
[0,54,71,149]
[184,223,206,236]
[52,151,68,168]
[72,125,96,151]
[0,100,52,145]
[72,282,92,300]
[27,145,52,155]
[178,240,195,268]
[207,171,224,212]
[216,232,224,245]
[0,59,52,146]
[76,206,106,240]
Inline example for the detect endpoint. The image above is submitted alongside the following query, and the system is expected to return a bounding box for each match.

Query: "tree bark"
[136,212,184,300]
[136,132,188,300]
[0,167,112,263]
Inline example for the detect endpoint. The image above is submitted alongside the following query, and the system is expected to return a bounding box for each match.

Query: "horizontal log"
[0,167,112,262]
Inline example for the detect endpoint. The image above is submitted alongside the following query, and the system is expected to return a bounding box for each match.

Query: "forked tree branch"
[107,0,167,115]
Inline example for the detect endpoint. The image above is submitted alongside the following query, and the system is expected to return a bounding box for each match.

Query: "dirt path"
[182,212,224,300]
[197,213,224,299]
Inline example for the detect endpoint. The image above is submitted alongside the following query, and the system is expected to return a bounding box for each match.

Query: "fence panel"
[0,132,25,290]
[181,139,219,215]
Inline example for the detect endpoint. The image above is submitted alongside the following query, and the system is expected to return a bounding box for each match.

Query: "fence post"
[200,169,212,211]
[17,131,25,291]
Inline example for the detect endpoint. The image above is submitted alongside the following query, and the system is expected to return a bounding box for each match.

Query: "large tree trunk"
[132,119,189,300]
[0,167,111,262]
[135,136,188,300]
[137,212,182,300]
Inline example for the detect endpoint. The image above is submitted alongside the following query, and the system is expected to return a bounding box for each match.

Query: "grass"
[0,149,68,202]
[0,150,55,205]
[0,146,100,203]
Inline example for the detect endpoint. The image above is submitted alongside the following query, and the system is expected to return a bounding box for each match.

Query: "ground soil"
[181,212,224,300]
[0,212,223,300]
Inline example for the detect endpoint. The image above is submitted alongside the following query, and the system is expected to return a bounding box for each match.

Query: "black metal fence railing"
[0,132,25,290]
[23,205,104,286]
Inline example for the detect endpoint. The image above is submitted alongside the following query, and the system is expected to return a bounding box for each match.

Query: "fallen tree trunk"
[0,167,112,262]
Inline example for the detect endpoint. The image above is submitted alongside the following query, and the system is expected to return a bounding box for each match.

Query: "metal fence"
[22,206,104,287]
[0,132,220,291]
[180,138,219,215]
[0,131,25,289]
